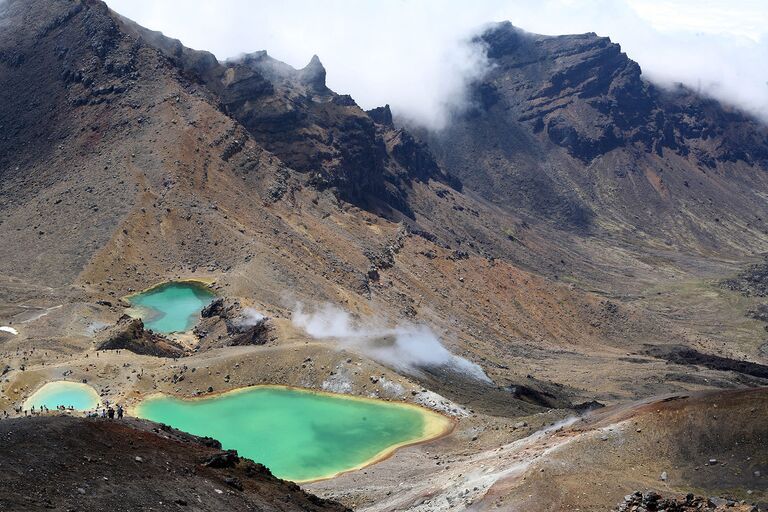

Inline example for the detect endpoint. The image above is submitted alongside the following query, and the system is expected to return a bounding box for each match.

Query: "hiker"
[117,405,123,419]
[107,407,114,419]
[101,408,107,418]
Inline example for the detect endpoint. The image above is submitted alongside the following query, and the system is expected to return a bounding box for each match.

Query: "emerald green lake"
[135,387,450,481]
[127,282,214,334]
[24,381,100,411]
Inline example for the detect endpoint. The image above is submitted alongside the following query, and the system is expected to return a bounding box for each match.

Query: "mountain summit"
[425,22,768,253]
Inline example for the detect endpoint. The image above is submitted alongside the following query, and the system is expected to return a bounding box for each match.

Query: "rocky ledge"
[615,491,760,512]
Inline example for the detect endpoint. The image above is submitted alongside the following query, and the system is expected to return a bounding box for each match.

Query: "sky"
[106,0,768,129]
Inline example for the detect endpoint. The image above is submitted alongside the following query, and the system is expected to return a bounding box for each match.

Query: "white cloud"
[105,0,768,127]
[626,0,767,40]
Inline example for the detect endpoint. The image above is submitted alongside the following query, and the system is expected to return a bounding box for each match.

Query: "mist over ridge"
[106,0,768,128]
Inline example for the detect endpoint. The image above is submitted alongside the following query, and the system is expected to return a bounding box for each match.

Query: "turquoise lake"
[24,381,100,411]
[135,386,451,482]
[127,282,214,333]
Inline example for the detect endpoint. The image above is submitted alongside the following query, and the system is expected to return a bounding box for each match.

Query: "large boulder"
[97,315,186,358]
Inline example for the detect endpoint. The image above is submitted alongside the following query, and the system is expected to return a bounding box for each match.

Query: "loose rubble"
[615,491,760,512]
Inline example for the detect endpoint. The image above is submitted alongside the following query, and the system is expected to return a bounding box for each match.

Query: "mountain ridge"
[422,21,768,255]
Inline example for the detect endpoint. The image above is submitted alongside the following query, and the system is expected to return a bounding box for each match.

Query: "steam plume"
[231,307,265,330]
[292,303,492,383]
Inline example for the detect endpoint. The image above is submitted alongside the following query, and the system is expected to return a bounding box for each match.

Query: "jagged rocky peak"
[224,51,329,95]
[477,21,529,58]
[473,20,768,165]
[231,50,296,81]
[299,54,328,92]
[480,21,637,80]
[476,21,655,161]
[367,104,394,126]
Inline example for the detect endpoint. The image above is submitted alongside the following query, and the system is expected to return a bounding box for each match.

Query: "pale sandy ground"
[1,293,766,512]
[0,302,570,511]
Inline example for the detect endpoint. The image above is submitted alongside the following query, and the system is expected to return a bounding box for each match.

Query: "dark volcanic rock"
[0,416,348,512]
[722,260,768,297]
[366,104,394,126]
[645,344,768,380]
[97,315,186,358]
[203,449,240,468]
[195,298,271,348]
[614,490,759,511]
[573,400,605,413]
[225,318,270,346]
[201,298,226,318]
[747,304,768,329]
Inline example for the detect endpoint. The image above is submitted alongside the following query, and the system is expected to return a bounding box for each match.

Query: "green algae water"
[127,282,214,334]
[24,381,100,411]
[135,386,451,481]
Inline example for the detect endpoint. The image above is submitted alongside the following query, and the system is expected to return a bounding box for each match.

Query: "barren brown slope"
[478,388,768,511]
[0,415,349,512]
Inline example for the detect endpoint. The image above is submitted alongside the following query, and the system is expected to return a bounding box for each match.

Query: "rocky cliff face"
[424,22,768,254]
[211,52,461,217]
[477,22,768,166]
[115,17,458,217]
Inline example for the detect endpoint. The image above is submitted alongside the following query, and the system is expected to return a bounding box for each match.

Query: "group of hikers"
[86,403,124,419]
[85,400,124,419]
[15,404,76,417]
[14,401,124,419]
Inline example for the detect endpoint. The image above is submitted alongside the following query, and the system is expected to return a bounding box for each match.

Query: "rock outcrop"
[722,260,768,297]
[97,315,186,358]
[615,491,759,512]
[195,298,271,349]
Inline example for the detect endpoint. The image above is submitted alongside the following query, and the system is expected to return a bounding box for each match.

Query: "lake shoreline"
[131,383,456,483]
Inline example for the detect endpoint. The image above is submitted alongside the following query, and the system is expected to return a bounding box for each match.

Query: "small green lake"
[126,281,214,334]
[24,381,100,411]
[135,386,451,482]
